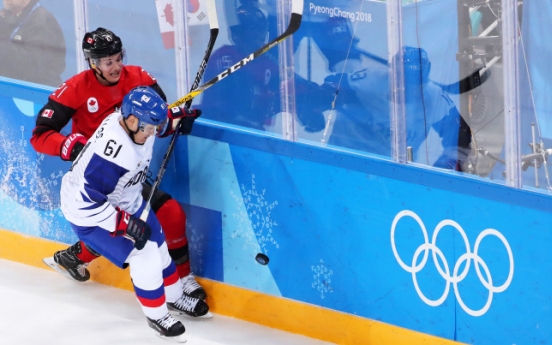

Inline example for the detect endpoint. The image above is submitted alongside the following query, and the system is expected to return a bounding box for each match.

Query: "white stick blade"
[204,0,219,29]
[292,0,304,15]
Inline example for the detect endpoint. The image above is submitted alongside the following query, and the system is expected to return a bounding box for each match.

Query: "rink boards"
[1,79,552,345]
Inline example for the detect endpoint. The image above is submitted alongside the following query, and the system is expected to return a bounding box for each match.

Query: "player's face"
[132,123,153,144]
[135,120,166,144]
[93,52,124,85]
[133,127,150,144]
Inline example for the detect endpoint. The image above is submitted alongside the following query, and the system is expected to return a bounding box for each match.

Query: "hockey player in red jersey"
[30,27,209,317]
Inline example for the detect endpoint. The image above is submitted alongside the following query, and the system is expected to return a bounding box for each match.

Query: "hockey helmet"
[122,86,168,133]
[82,27,123,60]
[230,5,268,48]
[403,46,431,84]
[320,17,361,72]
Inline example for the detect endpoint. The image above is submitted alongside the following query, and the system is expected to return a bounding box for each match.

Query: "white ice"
[0,258,333,345]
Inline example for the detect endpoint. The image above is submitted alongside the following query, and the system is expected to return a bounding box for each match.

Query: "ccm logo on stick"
[217,54,254,81]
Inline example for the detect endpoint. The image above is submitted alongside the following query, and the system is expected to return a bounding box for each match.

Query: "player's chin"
[137,136,149,144]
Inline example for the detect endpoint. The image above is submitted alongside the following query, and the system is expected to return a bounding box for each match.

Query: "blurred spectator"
[0,0,66,86]
[200,2,276,130]
[318,44,469,170]
[200,1,327,131]
[279,13,469,169]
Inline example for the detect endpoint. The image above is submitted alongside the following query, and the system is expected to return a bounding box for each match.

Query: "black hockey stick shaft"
[140,0,219,221]
[170,0,304,108]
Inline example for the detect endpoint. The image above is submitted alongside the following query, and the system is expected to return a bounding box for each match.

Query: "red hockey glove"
[60,133,87,161]
[112,209,152,250]
[158,107,202,137]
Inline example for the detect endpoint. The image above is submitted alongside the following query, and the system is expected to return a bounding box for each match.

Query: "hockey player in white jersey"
[60,86,205,342]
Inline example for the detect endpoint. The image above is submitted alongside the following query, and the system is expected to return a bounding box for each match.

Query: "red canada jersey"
[31,65,162,156]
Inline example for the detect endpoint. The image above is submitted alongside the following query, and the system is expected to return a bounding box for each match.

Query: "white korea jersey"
[60,111,154,232]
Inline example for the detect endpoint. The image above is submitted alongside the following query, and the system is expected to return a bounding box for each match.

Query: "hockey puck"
[255,253,269,265]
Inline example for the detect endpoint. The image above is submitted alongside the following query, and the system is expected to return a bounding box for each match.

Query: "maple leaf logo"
[89,99,97,106]
[163,4,174,26]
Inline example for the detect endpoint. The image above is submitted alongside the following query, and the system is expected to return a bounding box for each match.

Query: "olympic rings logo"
[390,210,514,317]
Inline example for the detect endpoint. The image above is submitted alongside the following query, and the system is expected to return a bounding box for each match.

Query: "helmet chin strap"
[89,61,119,86]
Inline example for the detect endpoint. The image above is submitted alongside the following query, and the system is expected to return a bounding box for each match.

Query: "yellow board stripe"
[0,228,465,345]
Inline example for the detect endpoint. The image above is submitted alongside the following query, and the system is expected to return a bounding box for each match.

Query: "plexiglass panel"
[457,0,507,182]
[293,0,391,156]
[396,0,503,176]
[401,0,461,170]
[518,1,552,192]
[198,0,285,135]
[86,0,179,102]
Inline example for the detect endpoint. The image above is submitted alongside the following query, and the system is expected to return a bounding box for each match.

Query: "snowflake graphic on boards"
[0,126,64,210]
[230,174,279,255]
[187,221,205,275]
[312,259,334,299]
[0,123,74,241]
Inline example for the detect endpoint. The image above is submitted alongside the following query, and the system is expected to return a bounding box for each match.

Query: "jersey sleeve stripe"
[83,153,129,200]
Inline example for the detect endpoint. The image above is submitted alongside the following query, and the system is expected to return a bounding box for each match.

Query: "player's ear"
[122,114,134,129]
[129,115,140,129]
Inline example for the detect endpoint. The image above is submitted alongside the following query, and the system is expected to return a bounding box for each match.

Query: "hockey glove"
[294,76,329,133]
[112,210,152,250]
[158,107,202,137]
[61,133,87,161]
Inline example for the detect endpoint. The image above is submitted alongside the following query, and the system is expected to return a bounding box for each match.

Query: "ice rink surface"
[0,259,333,345]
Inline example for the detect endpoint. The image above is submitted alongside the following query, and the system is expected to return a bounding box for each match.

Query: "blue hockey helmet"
[121,86,168,132]
[403,46,431,84]
[230,5,268,50]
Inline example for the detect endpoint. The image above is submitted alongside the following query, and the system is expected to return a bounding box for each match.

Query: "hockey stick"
[140,0,304,221]
[170,0,304,108]
[140,0,219,221]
